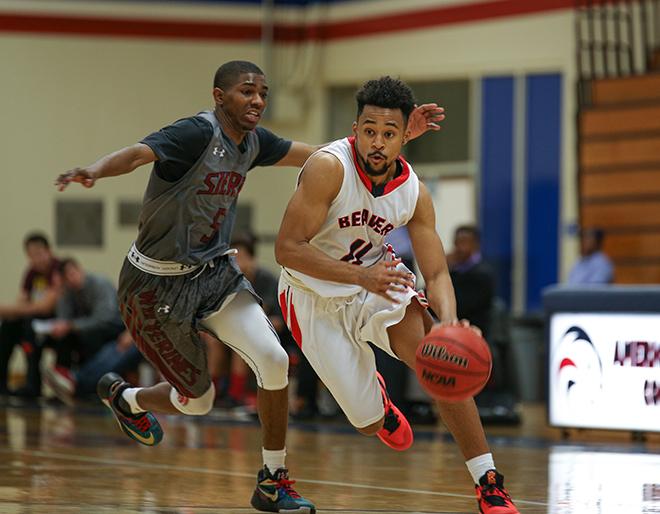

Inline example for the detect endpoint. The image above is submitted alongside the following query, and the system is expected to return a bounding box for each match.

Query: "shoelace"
[132,415,151,433]
[276,475,301,499]
[382,407,401,434]
[480,484,511,505]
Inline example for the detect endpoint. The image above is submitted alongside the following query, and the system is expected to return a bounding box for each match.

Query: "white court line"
[6,448,548,507]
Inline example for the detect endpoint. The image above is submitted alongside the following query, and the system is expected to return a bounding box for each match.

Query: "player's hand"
[358,258,415,303]
[55,167,97,191]
[435,319,482,337]
[405,103,445,142]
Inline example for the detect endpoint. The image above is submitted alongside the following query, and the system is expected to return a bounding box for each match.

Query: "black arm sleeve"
[141,116,213,182]
[250,127,293,169]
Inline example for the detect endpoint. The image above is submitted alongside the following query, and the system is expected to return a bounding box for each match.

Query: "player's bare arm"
[275,152,414,301]
[407,182,458,323]
[55,143,157,191]
[273,103,446,168]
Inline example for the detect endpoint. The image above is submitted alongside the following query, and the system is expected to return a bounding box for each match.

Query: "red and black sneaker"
[475,469,520,514]
[375,372,413,451]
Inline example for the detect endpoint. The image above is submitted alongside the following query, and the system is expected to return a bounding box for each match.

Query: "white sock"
[262,448,286,473]
[121,387,146,414]
[466,453,495,484]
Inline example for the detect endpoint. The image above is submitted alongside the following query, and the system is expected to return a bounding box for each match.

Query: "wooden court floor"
[0,399,658,514]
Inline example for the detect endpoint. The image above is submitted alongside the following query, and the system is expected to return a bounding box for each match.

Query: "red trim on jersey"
[279,290,288,325]
[289,303,303,349]
[348,136,411,196]
[280,288,302,348]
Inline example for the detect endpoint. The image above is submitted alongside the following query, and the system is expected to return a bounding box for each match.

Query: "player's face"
[352,106,406,179]
[218,73,268,131]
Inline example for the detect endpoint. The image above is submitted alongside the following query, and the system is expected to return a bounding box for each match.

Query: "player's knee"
[257,343,289,390]
[356,418,384,436]
[170,383,215,415]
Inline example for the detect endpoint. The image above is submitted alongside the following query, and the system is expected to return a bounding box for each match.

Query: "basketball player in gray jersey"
[55,60,444,513]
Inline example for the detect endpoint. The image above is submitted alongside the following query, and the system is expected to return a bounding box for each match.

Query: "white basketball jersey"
[284,136,420,297]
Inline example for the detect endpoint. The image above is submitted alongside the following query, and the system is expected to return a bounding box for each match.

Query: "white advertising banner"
[549,313,660,431]
[549,449,660,514]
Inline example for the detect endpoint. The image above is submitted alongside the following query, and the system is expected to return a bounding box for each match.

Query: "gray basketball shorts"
[117,255,257,398]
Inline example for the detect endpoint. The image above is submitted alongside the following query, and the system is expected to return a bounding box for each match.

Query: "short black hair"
[581,227,605,247]
[231,231,257,257]
[213,61,264,90]
[355,76,416,124]
[23,232,50,250]
[455,225,481,242]
[57,257,79,274]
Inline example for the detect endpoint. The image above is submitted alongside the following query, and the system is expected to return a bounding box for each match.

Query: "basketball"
[415,325,492,402]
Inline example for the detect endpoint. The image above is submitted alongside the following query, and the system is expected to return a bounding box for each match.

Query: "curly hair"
[355,76,416,124]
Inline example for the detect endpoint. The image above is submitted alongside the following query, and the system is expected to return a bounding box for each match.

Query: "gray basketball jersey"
[136,111,259,265]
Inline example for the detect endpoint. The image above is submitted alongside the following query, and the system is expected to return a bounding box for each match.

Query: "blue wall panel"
[525,74,561,312]
[480,77,514,306]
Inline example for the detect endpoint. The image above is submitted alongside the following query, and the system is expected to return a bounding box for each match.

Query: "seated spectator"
[0,232,61,397]
[44,329,142,405]
[567,227,614,285]
[446,225,495,338]
[40,258,127,403]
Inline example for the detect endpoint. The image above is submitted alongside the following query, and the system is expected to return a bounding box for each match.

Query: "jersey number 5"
[200,207,227,244]
[341,238,373,265]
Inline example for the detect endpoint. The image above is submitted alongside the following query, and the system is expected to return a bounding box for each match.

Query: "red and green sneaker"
[97,372,163,447]
[250,466,316,513]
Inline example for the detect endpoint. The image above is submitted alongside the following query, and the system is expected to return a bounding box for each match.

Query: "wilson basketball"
[415,325,492,402]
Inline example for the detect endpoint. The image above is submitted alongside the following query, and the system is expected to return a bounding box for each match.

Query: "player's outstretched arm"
[275,153,414,302]
[55,143,157,191]
[272,104,445,168]
[407,182,457,323]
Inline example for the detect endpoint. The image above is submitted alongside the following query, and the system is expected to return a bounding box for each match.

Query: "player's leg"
[279,281,411,450]
[388,301,519,513]
[201,290,315,513]
[98,268,219,447]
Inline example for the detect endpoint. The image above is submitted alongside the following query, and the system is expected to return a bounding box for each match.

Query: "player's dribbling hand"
[55,167,97,191]
[434,319,483,338]
[359,258,415,303]
[406,103,445,142]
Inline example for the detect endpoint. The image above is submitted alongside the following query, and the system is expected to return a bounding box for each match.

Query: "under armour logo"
[157,305,171,314]
[212,146,225,157]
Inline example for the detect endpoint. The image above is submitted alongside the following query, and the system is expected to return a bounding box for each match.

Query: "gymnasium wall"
[0,0,577,312]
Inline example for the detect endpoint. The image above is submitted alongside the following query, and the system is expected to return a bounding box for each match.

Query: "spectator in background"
[0,232,61,397]
[567,227,614,285]
[446,225,495,339]
[45,329,142,405]
[42,258,137,404]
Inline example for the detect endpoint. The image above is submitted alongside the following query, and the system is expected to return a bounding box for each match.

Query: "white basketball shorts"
[278,267,425,428]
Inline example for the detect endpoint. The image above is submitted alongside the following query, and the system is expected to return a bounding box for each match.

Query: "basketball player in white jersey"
[275,77,519,514]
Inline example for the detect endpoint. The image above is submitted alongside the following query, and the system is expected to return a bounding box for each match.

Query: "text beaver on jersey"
[338,209,395,236]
